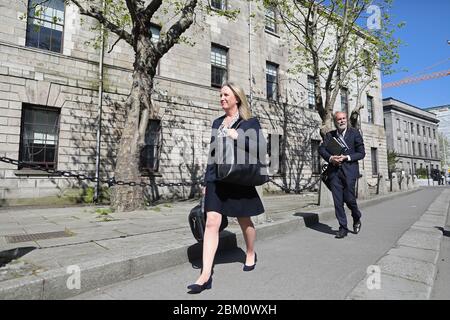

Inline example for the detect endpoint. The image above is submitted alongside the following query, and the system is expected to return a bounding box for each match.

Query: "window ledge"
[14,169,58,177]
[265,29,280,38]
[140,172,163,178]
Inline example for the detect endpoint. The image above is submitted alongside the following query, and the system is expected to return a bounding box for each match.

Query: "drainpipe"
[94,0,105,203]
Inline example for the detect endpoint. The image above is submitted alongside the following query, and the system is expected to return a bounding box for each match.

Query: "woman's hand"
[227,128,239,140]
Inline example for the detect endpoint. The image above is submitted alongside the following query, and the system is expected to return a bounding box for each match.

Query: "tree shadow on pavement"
[294,212,336,235]
[435,227,450,237]
[0,247,37,267]
[187,231,246,270]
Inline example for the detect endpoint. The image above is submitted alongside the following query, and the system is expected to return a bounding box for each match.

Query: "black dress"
[204,115,265,217]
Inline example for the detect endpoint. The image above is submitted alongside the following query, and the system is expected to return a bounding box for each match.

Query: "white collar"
[338,128,347,138]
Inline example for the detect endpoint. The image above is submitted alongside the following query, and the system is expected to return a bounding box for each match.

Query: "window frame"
[367,95,374,124]
[210,0,226,10]
[266,61,279,101]
[25,0,65,53]
[265,7,277,34]
[307,76,316,110]
[210,43,228,88]
[139,119,162,174]
[340,88,349,115]
[18,103,61,170]
[311,139,321,175]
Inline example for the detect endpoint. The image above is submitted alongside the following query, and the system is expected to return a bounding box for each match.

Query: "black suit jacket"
[318,127,365,181]
[204,115,263,183]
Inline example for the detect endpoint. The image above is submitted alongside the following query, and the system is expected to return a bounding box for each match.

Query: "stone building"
[0,0,388,205]
[383,97,441,176]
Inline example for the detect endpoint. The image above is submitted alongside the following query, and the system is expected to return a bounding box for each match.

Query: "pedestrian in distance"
[319,111,366,239]
[187,82,265,294]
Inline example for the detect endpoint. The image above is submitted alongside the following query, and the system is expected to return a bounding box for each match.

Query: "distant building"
[383,97,441,176]
[424,104,450,174]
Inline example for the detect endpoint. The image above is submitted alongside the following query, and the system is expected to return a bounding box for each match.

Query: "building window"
[26,0,65,53]
[150,24,161,75]
[140,119,162,173]
[308,76,315,109]
[19,104,60,169]
[397,138,402,153]
[266,62,278,101]
[340,88,349,114]
[211,0,226,10]
[417,124,420,135]
[405,139,409,154]
[311,139,321,174]
[397,119,400,131]
[418,142,422,156]
[422,126,426,136]
[428,127,431,138]
[268,133,283,175]
[150,24,161,42]
[434,145,438,158]
[371,148,378,176]
[430,145,433,158]
[367,95,374,124]
[424,143,428,157]
[265,7,277,33]
[433,129,436,139]
[414,163,417,174]
[412,141,416,156]
[211,44,228,87]
[410,123,414,134]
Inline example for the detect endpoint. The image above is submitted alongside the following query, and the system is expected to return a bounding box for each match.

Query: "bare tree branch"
[155,0,197,61]
[70,0,134,46]
[142,0,163,21]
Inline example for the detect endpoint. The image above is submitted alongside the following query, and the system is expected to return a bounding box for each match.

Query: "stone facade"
[0,0,388,204]
[383,97,441,175]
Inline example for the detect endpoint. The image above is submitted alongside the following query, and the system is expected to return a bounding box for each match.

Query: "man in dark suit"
[319,111,366,239]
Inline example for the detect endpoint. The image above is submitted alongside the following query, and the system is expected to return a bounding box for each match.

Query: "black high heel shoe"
[187,276,213,294]
[243,253,257,272]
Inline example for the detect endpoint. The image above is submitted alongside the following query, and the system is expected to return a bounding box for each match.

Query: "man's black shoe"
[335,228,348,239]
[353,220,361,234]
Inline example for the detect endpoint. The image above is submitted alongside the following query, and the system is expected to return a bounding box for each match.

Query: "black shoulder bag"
[188,197,228,242]
[215,120,269,186]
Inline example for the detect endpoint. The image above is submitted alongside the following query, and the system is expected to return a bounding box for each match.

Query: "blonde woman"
[187,82,265,294]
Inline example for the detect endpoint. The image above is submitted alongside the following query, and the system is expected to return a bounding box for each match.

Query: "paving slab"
[347,273,431,300]
[377,254,436,286]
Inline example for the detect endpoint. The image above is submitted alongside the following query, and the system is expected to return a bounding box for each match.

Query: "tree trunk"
[111,63,155,212]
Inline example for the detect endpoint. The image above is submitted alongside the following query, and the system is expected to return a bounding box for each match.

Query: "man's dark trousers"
[329,167,361,229]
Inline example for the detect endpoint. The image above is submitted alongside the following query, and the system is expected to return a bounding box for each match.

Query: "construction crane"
[382,68,450,89]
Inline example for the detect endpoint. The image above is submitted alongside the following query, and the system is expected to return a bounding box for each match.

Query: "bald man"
[319,112,365,239]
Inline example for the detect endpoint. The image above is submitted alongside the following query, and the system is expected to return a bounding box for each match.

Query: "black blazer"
[204,115,263,183]
[318,127,365,180]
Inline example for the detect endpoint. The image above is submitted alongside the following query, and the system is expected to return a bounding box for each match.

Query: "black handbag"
[215,120,269,186]
[320,163,331,188]
[188,197,228,242]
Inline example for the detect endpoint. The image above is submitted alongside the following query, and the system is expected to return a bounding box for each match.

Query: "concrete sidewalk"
[0,187,446,299]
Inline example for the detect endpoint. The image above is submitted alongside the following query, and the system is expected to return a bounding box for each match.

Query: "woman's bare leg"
[195,211,222,284]
[237,217,256,265]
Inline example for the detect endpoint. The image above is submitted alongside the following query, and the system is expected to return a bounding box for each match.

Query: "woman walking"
[187,82,265,294]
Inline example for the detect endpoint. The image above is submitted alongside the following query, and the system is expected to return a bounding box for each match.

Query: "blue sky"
[380,0,450,109]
